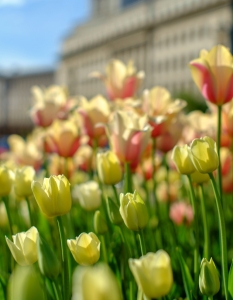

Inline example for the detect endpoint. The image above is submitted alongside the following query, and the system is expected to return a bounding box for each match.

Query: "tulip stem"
[52,279,62,300]
[138,230,146,256]
[199,185,210,260]
[25,197,33,226]
[187,175,199,297]
[57,216,70,300]
[100,235,108,263]
[112,184,119,205]
[2,196,13,237]
[124,162,133,194]
[209,173,229,300]
[217,105,223,204]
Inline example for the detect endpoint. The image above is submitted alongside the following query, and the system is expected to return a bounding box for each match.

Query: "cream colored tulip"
[31,175,72,217]
[5,226,38,266]
[67,232,100,266]
[14,166,35,198]
[0,165,15,197]
[172,145,196,175]
[129,250,173,299]
[74,181,101,211]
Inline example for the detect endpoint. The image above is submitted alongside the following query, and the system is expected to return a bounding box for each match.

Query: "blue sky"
[0,0,91,72]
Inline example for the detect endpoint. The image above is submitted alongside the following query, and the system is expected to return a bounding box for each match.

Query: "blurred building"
[57,0,233,98]
[0,70,54,136]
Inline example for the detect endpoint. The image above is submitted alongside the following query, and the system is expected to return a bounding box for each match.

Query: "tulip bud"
[37,236,61,279]
[0,165,15,197]
[190,136,219,173]
[14,166,35,198]
[119,191,148,231]
[129,250,173,299]
[199,258,220,296]
[94,210,108,235]
[67,232,100,266]
[75,181,101,212]
[97,151,123,185]
[171,145,196,175]
[72,263,122,300]
[31,175,72,218]
[5,226,38,266]
[106,197,123,225]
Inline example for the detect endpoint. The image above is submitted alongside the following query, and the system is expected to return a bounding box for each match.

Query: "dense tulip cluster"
[0,44,233,300]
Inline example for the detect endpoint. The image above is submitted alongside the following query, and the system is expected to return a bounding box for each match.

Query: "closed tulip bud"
[191,170,210,184]
[0,165,15,197]
[129,250,173,299]
[14,166,35,198]
[75,181,101,212]
[199,258,220,296]
[97,151,122,185]
[171,145,196,175]
[106,197,123,225]
[37,236,61,279]
[119,191,148,231]
[31,175,72,218]
[67,232,100,266]
[72,263,122,300]
[190,136,219,173]
[94,211,108,235]
[5,226,38,266]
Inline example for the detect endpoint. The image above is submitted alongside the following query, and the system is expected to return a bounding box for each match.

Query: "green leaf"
[228,259,233,300]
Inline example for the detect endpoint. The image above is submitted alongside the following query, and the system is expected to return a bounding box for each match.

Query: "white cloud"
[0,0,25,6]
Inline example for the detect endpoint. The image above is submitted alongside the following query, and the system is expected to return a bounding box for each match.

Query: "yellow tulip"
[67,232,100,266]
[74,181,101,211]
[5,226,38,266]
[171,145,196,175]
[14,166,35,198]
[0,165,15,197]
[191,170,210,184]
[129,250,173,299]
[119,191,148,231]
[97,151,122,185]
[72,263,122,300]
[190,136,219,173]
[31,175,72,217]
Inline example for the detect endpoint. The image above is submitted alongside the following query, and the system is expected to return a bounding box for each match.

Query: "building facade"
[0,70,54,135]
[57,0,233,99]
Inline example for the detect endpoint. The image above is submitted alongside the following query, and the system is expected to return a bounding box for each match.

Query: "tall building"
[57,0,233,98]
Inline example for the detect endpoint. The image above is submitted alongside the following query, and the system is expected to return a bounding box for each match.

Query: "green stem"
[52,279,62,300]
[138,230,146,256]
[199,185,210,259]
[187,175,199,297]
[208,297,213,300]
[25,197,33,226]
[152,138,157,209]
[112,184,119,205]
[100,236,108,263]
[124,162,133,194]
[119,226,132,257]
[2,196,13,236]
[217,105,223,204]
[209,173,229,300]
[57,216,70,300]
[129,281,134,300]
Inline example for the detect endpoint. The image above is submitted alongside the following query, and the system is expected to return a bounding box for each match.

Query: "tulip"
[0,165,15,197]
[31,175,72,218]
[129,250,173,299]
[199,258,220,296]
[94,210,108,235]
[67,232,100,266]
[5,226,38,266]
[106,197,123,225]
[106,110,151,169]
[90,59,144,100]
[97,151,122,185]
[72,263,122,300]
[172,145,196,175]
[74,181,101,211]
[169,201,193,226]
[119,191,148,231]
[221,147,233,193]
[14,166,35,198]
[189,45,233,106]
[190,170,210,184]
[190,136,219,173]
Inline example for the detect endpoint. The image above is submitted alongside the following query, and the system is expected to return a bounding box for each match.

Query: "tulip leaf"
[228,259,233,299]
[176,248,194,300]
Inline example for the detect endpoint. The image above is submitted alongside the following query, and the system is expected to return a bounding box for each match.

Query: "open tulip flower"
[90,59,144,100]
[190,45,233,106]
[31,175,72,217]
[5,226,38,266]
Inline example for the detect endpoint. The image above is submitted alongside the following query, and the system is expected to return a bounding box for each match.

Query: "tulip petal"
[5,237,27,266]
[31,181,53,217]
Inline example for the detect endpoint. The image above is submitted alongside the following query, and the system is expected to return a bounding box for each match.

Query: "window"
[122,0,141,7]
